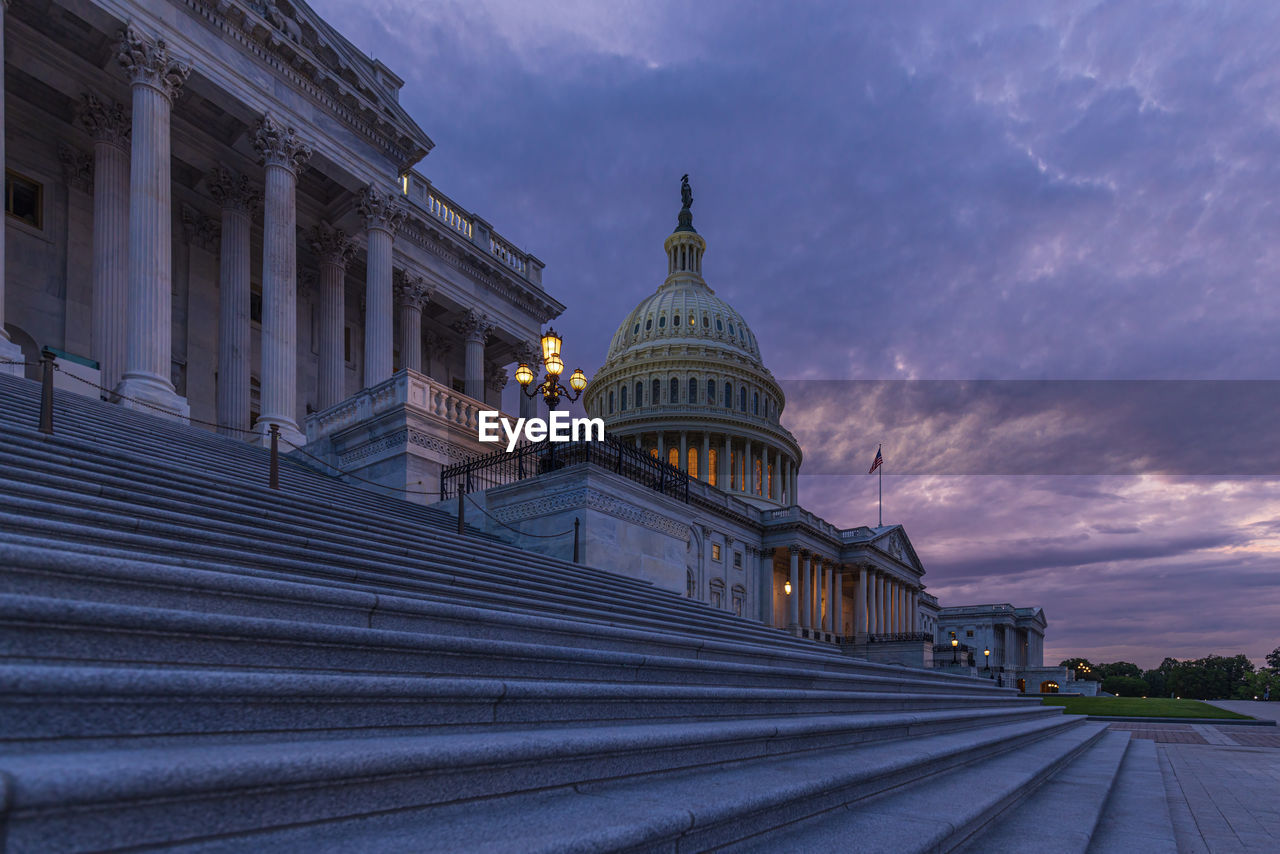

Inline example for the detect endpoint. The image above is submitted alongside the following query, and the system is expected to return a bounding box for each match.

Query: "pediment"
[866,525,924,574]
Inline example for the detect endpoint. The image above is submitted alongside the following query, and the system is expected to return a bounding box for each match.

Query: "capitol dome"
[584,178,803,508]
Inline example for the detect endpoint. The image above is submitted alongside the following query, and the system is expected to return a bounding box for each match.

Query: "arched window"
[753,392,759,415]
[689,377,698,403]
[707,448,718,486]
[670,377,680,403]
[710,579,725,609]
[739,387,747,411]
[754,458,762,494]
[706,378,715,403]
[687,570,696,598]
[668,447,679,468]
[620,385,628,411]
[688,447,698,479]
[635,381,644,406]
[723,382,732,408]
[652,378,661,405]
[731,585,746,617]
[608,390,615,414]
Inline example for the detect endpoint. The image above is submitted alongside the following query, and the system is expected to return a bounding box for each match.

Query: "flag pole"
[878,443,883,527]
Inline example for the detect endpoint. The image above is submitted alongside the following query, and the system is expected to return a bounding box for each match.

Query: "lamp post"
[984,648,990,670]
[951,637,959,665]
[515,328,587,409]
[784,580,792,595]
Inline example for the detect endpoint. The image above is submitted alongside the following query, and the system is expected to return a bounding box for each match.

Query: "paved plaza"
[1111,702,1280,853]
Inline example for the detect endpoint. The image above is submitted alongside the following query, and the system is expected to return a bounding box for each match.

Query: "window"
[687,571,696,598]
[652,378,661,405]
[672,313,681,326]
[250,290,263,324]
[716,318,723,332]
[658,315,666,328]
[608,390,615,414]
[733,551,742,568]
[343,326,352,363]
[670,377,679,403]
[689,377,698,403]
[723,382,732,408]
[732,586,746,617]
[633,322,640,336]
[688,314,695,327]
[687,447,698,479]
[966,629,974,637]
[739,387,747,411]
[620,385,628,411]
[703,314,710,328]
[728,323,735,336]
[5,170,42,229]
[710,579,725,609]
[712,543,722,561]
[635,381,644,406]
[706,378,715,403]
[753,392,759,415]
[667,447,678,467]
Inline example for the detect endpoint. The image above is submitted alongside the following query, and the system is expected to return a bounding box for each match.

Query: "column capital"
[180,203,219,252]
[393,268,432,310]
[485,360,510,392]
[788,544,802,555]
[208,169,262,214]
[424,330,452,361]
[358,184,406,233]
[453,308,495,343]
[57,143,93,194]
[512,340,541,366]
[308,221,355,268]
[254,114,313,173]
[117,27,190,102]
[76,93,131,148]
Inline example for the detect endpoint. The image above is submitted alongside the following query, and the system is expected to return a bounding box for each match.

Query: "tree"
[1166,654,1254,700]
[1097,661,1142,680]
[1267,646,1280,671]
[1102,675,1149,698]
[1059,658,1098,680]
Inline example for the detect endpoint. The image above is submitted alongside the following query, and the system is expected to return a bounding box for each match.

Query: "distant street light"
[951,637,959,664]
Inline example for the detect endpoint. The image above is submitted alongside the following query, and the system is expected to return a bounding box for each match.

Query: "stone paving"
[1113,703,1280,853]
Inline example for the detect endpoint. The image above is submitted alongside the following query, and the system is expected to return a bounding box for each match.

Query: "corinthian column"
[308,222,353,410]
[208,170,260,435]
[393,269,431,373]
[512,340,541,420]
[358,186,405,388]
[0,2,22,374]
[75,94,132,390]
[455,309,494,401]
[113,28,190,418]
[251,115,312,446]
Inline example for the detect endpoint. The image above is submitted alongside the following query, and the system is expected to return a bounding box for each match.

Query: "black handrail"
[440,435,690,503]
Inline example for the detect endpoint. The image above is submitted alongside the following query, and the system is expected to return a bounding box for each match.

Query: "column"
[757,547,773,625]
[834,567,845,637]
[307,221,353,412]
[679,432,688,472]
[853,565,867,638]
[822,561,833,632]
[453,308,493,402]
[113,28,191,416]
[744,439,753,494]
[721,436,730,488]
[393,269,430,373]
[790,463,799,506]
[75,94,131,390]
[875,572,885,634]
[514,341,540,421]
[252,115,312,446]
[787,547,800,630]
[701,434,710,483]
[358,185,405,388]
[770,449,779,500]
[1004,625,1016,670]
[910,589,918,633]
[657,433,665,461]
[0,2,21,372]
[799,552,811,630]
[209,170,261,433]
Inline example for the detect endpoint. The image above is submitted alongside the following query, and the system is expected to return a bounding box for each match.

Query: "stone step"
[954,730,1131,853]
[0,587,1010,699]
[1086,737,1178,853]
[726,721,1113,854]
[0,711,1081,854]
[0,663,1045,750]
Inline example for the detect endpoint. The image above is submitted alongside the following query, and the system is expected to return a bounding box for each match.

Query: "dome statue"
[583,178,803,507]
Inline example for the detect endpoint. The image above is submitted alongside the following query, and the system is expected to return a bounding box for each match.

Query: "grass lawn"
[1039,696,1253,720]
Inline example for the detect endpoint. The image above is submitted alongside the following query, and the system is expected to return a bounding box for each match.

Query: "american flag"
[868,447,883,474]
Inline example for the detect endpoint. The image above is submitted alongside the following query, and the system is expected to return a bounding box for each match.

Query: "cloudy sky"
[311,0,1280,669]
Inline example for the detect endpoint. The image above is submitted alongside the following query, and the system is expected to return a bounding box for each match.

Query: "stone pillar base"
[114,374,190,422]
[0,337,25,377]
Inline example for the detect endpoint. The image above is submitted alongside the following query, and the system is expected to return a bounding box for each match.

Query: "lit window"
[668,447,678,467]
[687,447,698,479]
[712,543,722,561]
[708,448,718,486]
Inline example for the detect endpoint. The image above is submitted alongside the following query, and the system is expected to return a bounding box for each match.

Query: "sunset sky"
[311,0,1280,668]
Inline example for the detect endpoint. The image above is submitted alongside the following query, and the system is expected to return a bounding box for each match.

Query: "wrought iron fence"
[870,632,934,643]
[440,435,690,503]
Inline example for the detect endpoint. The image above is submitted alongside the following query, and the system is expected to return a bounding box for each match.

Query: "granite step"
[953,729,1131,853]
[727,722,1113,854]
[1086,737,1179,853]
[0,663,1046,749]
[0,712,1081,854]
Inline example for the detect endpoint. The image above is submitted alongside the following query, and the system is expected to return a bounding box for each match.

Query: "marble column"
[834,568,845,637]
[252,115,311,446]
[455,308,494,402]
[787,547,800,630]
[799,552,811,630]
[721,436,731,488]
[744,439,753,494]
[113,28,190,417]
[308,221,353,411]
[358,185,405,388]
[790,464,799,506]
[0,2,21,373]
[75,94,131,390]
[702,434,710,483]
[854,565,867,638]
[759,548,774,625]
[393,269,430,373]
[679,432,688,473]
[208,170,260,434]
[910,589,918,632]
[875,572,885,634]
[819,561,830,632]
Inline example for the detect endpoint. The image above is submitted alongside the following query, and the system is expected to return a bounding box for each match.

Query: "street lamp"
[951,637,959,664]
[984,648,990,670]
[784,580,792,595]
[515,327,588,409]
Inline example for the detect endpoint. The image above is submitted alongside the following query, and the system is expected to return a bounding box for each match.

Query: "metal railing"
[869,632,934,643]
[440,435,690,503]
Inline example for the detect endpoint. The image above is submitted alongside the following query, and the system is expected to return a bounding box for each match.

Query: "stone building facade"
[1,0,561,493]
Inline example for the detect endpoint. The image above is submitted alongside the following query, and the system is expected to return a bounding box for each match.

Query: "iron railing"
[870,632,934,643]
[440,435,690,502]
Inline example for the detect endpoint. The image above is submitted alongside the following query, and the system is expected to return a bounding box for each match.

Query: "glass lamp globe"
[540,328,563,361]
[545,353,564,376]
[569,368,587,392]
[514,363,534,386]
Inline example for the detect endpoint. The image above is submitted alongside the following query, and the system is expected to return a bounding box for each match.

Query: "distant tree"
[1166,654,1254,700]
[1267,646,1280,671]
[1237,670,1275,700]
[1060,658,1099,680]
[1097,661,1142,680]
[1101,676,1149,698]
[1143,667,1169,697]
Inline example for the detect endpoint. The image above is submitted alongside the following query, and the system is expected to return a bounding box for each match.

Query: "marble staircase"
[0,374,1173,852]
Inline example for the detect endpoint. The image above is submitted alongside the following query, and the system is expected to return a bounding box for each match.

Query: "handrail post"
[268,424,280,489]
[573,517,580,563]
[38,353,54,435]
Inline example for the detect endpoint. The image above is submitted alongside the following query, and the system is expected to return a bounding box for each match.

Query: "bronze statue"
[680,174,693,210]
